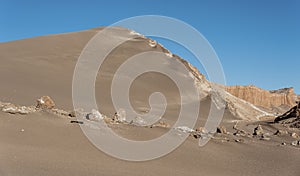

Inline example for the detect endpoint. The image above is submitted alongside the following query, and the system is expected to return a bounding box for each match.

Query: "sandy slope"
[0,27,300,176]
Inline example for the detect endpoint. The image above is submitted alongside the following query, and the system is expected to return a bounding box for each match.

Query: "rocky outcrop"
[36,96,55,109]
[274,101,300,128]
[226,86,298,110]
[0,102,36,114]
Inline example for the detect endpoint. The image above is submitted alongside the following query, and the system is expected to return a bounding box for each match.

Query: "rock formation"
[36,96,55,109]
[226,86,298,110]
[274,101,300,128]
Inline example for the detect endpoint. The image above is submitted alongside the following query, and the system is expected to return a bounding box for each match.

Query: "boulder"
[253,125,264,136]
[274,130,288,136]
[113,108,126,122]
[196,127,208,134]
[291,132,299,139]
[274,101,300,128]
[36,96,55,109]
[2,103,35,114]
[86,109,104,122]
[217,126,227,134]
[291,141,299,146]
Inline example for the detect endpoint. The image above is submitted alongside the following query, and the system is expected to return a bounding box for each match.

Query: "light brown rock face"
[226,85,298,109]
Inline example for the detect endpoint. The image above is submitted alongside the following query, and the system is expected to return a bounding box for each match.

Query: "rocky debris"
[261,133,271,141]
[235,139,244,143]
[1,103,36,115]
[113,109,126,123]
[216,126,227,134]
[226,86,298,111]
[233,129,248,137]
[36,96,55,109]
[174,126,195,133]
[253,125,264,136]
[291,132,299,139]
[68,110,77,117]
[148,39,157,48]
[86,109,104,122]
[130,116,147,126]
[291,141,300,146]
[233,121,239,130]
[192,127,214,139]
[152,121,170,128]
[50,108,72,117]
[274,129,288,136]
[274,101,300,128]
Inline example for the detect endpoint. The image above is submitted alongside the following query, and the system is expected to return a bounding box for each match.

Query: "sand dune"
[0,27,299,176]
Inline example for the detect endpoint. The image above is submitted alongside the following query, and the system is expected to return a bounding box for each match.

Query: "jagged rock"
[68,110,76,117]
[233,129,247,137]
[291,132,299,139]
[86,109,104,122]
[193,127,209,139]
[103,117,113,124]
[261,133,271,141]
[51,108,71,117]
[196,127,208,134]
[253,125,264,136]
[274,130,288,136]
[113,109,126,122]
[217,126,227,134]
[36,96,55,109]
[148,39,157,48]
[274,101,300,128]
[291,141,299,146]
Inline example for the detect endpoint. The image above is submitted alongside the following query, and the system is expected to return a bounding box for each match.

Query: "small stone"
[235,139,244,143]
[281,142,287,146]
[36,96,55,109]
[103,117,113,124]
[86,109,104,122]
[233,130,247,137]
[217,126,227,134]
[153,121,170,128]
[20,129,25,132]
[148,39,157,48]
[113,109,126,122]
[68,110,76,117]
[261,134,271,141]
[253,125,264,136]
[274,130,288,136]
[291,141,298,146]
[196,127,208,134]
[291,132,299,139]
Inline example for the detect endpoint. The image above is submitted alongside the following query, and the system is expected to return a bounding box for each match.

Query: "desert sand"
[0,27,299,176]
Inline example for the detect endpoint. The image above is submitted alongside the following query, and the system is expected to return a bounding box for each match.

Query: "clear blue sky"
[1,0,299,93]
